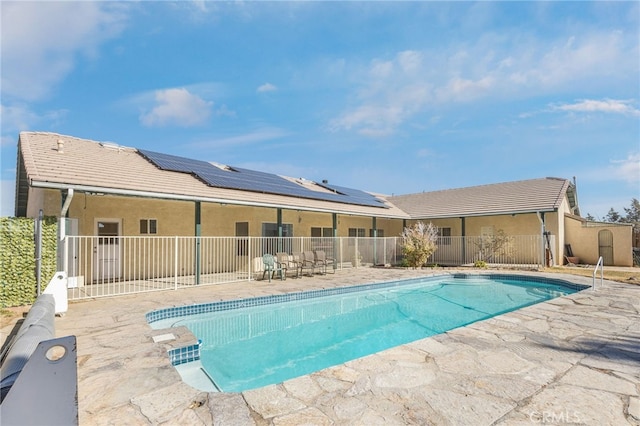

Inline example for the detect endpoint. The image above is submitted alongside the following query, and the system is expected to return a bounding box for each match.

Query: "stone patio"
[7,268,640,425]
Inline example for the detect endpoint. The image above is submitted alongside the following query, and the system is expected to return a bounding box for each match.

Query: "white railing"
[592,256,603,291]
[430,235,553,268]
[63,235,551,300]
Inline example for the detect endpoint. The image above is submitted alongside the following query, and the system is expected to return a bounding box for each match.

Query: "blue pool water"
[148,274,584,392]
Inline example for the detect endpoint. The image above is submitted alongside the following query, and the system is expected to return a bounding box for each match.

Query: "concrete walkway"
[42,269,640,424]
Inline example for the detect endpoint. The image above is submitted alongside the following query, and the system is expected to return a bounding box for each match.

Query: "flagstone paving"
[15,268,640,425]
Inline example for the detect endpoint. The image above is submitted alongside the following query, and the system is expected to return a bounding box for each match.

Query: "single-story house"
[389,180,633,267]
[14,132,633,268]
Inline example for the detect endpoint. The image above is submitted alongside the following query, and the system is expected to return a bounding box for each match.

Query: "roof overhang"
[408,208,558,220]
[30,180,410,219]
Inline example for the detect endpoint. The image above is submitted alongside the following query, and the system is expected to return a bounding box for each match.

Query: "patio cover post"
[372,217,377,265]
[332,213,338,270]
[461,217,466,264]
[277,208,283,252]
[195,201,201,285]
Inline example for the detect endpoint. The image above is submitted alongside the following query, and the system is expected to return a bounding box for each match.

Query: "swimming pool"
[147,274,585,392]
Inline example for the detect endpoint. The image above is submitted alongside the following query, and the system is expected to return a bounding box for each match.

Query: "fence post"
[355,238,359,268]
[248,237,252,282]
[174,236,178,290]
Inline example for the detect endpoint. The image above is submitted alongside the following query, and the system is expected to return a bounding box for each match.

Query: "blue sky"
[1,1,639,219]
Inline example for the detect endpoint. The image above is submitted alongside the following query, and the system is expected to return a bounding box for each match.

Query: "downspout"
[58,189,73,272]
[536,211,548,267]
[59,189,74,241]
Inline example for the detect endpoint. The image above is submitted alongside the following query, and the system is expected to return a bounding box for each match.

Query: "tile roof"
[16,132,576,220]
[388,177,573,218]
[17,132,409,218]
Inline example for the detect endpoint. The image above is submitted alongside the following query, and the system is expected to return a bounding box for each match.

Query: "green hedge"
[1,217,58,308]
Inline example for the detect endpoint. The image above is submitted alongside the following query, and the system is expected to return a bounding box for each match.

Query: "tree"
[604,208,621,223]
[400,221,439,268]
[473,229,515,263]
[590,199,640,224]
[622,198,640,223]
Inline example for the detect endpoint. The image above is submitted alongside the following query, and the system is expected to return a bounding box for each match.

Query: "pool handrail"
[592,256,603,291]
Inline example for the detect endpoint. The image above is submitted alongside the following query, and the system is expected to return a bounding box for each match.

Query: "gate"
[598,229,614,265]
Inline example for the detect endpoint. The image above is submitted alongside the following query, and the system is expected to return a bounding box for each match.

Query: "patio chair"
[300,251,317,276]
[276,252,300,279]
[262,254,286,282]
[313,250,336,274]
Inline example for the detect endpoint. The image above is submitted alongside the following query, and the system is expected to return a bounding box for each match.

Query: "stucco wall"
[26,188,62,218]
[31,191,403,238]
[565,215,633,266]
[407,213,549,237]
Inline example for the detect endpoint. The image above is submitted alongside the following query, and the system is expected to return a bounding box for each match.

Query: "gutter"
[413,208,557,220]
[31,180,409,220]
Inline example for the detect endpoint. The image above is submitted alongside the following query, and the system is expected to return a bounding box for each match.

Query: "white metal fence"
[63,235,554,300]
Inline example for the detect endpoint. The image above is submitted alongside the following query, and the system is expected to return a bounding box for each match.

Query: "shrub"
[474,260,487,269]
[0,216,58,308]
[400,221,439,268]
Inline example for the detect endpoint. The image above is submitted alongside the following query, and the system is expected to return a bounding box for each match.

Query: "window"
[369,229,384,237]
[98,221,120,244]
[438,227,451,245]
[261,223,293,237]
[139,219,157,235]
[236,222,249,256]
[348,228,365,237]
[311,227,333,237]
[262,223,293,253]
[235,222,249,236]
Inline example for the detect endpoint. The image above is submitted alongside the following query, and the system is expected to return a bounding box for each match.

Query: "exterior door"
[93,219,121,281]
[598,229,614,266]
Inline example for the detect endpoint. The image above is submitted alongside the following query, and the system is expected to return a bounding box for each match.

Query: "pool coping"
[45,268,639,425]
[146,272,587,324]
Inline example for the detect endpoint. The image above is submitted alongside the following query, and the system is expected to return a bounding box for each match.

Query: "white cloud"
[579,152,640,186]
[1,2,128,102]
[257,83,278,93]
[188,127,290,148]
[140,88,213,127]
[214,104,236,117]
[330,50,433,137]
[0,104,68,136]
[611,153,640,185]
[329,27,637,137]
[552,99,640,117]
[523,31,635,90]
[437,76,495,103]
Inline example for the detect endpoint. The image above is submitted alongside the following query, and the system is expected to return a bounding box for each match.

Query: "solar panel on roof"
[137,149,388,208]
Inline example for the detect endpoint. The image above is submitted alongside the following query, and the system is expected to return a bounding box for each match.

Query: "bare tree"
[474,229,515,263]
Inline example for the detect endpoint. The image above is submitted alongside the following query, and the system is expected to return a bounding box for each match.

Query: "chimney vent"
[57,139,64,153]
